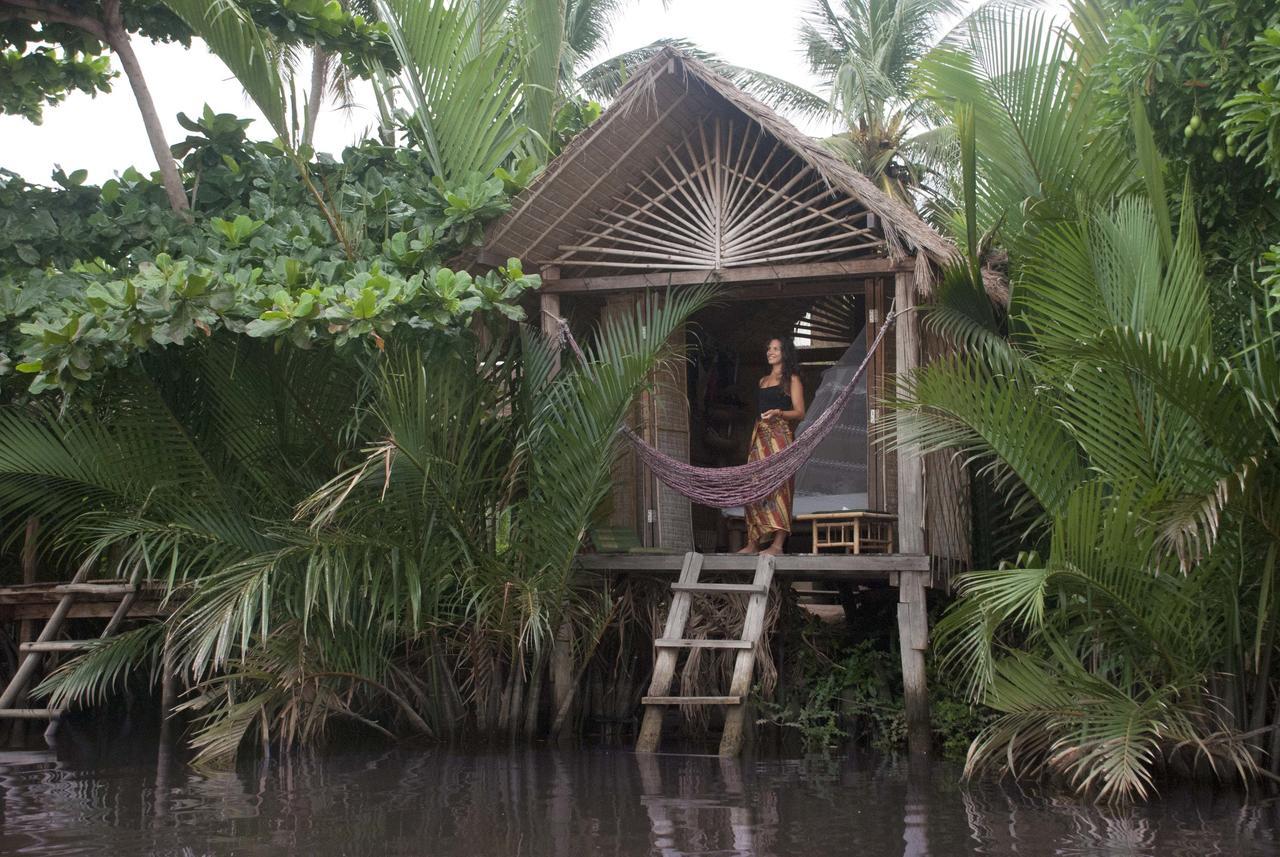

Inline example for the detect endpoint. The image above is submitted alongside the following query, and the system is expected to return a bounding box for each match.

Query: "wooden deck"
[577,551,930,583]
[0,582,170,622]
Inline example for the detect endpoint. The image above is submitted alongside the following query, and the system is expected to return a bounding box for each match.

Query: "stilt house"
[476,47,970,573]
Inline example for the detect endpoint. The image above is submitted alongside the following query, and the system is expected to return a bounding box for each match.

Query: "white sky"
[0,0,970,184]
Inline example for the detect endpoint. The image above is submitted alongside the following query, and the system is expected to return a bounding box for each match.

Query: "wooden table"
[794,511,897,555]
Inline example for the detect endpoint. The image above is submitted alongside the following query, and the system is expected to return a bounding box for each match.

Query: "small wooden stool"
[795,511,897,554]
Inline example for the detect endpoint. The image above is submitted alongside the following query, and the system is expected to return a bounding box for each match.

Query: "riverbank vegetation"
[0,0,1277,804]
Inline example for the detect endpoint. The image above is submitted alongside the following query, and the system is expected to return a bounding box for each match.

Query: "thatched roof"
[479,46,957,290]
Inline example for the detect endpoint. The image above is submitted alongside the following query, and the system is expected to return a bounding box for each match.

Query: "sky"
[0,0,957,184]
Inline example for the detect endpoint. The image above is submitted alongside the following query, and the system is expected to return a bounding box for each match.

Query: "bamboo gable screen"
[549,117,886,276]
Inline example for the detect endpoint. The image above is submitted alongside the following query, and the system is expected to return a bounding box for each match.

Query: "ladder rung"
[642,695,742,705]
[655,638,752,649]
[20,640,96,653]
[670,583,767,595]
[0,709,65,719]
[53,583,136,595]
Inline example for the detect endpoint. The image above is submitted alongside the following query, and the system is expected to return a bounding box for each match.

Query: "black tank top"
[758,381,792,415]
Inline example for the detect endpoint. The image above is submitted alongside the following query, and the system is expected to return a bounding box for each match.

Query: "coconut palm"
[798,0,964,202]
[576,37,833,122]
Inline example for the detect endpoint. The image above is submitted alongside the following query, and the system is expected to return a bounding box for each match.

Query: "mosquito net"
[790,335,869,513]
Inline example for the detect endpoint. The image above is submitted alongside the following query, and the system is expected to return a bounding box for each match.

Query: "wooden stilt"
[894,270,931,756]
[897,569,930,756]
[10,517,38,747]
[158,634,177,752]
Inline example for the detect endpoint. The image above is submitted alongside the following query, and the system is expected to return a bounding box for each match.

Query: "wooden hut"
[475,47,970,754]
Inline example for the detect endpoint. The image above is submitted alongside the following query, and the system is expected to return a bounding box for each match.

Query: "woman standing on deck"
[738,336,806,555]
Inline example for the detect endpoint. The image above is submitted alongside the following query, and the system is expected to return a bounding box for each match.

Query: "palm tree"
[800,0,963,202]
[895,4,1280,801]
[18,286,715,761]
[576,37,833,123]
[914,3,1132,259]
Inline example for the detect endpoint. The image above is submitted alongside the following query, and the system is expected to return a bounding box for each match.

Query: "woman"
[738,336,805,555]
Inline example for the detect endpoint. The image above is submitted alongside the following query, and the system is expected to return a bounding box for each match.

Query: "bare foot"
[736,544,759,555]
[759,543,784,556]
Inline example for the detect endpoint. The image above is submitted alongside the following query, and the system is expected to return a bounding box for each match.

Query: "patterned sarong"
[745,415,794,546]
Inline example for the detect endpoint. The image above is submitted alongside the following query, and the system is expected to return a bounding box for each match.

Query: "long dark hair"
[767,335,799,392]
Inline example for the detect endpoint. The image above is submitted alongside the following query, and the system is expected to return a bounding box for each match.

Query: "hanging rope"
[551,304,898,509]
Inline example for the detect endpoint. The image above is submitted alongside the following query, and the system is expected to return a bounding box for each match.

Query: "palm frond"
[35,623,167,709]
[162,0,288,138]
[375,0,528,182]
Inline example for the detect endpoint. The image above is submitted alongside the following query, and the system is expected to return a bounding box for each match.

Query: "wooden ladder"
[0,563,144,743]
[636,552,775,757]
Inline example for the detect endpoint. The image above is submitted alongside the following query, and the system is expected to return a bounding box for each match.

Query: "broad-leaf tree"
[0,0,393,212]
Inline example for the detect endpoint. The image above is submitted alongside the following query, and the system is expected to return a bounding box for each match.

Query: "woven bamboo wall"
[600,294,693,549]
[652,347,693,550]
[922,324,973,578]
[601,295,643,537]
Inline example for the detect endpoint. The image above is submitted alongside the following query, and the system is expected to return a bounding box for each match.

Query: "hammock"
[554,306,897,509]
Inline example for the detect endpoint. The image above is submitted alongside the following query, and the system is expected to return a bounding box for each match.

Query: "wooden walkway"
[0,573,168,738]
[0,581,170,622]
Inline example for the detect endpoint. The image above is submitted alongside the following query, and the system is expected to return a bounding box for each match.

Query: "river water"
[0,744,1274,856]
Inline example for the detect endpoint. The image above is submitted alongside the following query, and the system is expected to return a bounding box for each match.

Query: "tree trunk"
[102,1,189,214]
[301,47,330,150]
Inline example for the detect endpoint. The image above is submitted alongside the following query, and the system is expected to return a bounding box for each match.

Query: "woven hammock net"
[559,308,896,509]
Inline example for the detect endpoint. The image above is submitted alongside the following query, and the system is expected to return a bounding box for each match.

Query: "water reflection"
[0,744,1273,856]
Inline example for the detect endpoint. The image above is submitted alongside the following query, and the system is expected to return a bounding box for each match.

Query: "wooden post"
[10,518,39,746]
[550,623,574,737]
[158,633,177,759]
[894,269,930,756]
[719,555,775,757]
[897,570,930,755]
[540,291,579,733]
[540,292,561,374]
[894,271,924,555]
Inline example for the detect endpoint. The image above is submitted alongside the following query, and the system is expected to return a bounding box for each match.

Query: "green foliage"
[906,192,1276,802]
[374,0,530,184]
[801,0,958,121]
[15,285,715,762]
[0,1,395,126]
[0,124,539,396]
[1096,0,1280,323]
[909,5,1280,801]
[798,0,963,202]
[1223,26,1280,182]
[0,43,114,123]
[919,4,1134,263]
[759,619,990,757]
[548,96,602,157]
